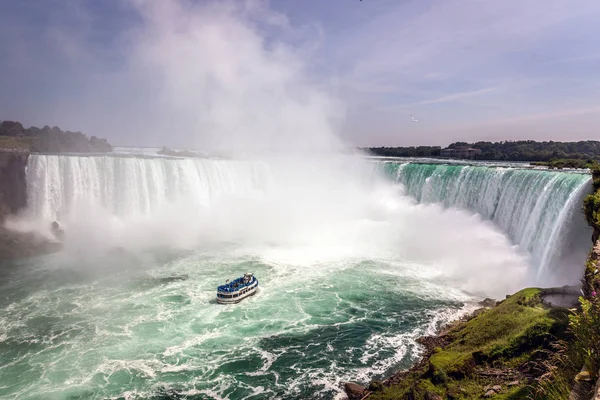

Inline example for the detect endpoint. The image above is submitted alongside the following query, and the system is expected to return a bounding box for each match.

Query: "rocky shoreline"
[344,288,581,400]
[344,164,600,400]
[344,299,499,400]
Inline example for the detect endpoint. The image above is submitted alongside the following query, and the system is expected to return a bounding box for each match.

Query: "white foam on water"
[3,156,591,399]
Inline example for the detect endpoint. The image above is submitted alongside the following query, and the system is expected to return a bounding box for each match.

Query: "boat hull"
[216,279,258,304]
[216,289,257,304]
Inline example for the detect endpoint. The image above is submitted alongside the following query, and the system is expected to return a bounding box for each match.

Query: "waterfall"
[24,155,592,282]
[25,154,272,222]
[383,162,592,279]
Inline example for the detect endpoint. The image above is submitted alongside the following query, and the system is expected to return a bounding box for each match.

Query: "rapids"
[0,154,592,399]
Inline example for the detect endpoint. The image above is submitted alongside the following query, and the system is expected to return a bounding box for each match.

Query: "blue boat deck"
[217,276,256,293]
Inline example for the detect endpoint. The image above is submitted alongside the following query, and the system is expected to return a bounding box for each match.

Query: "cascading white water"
[4,154,592,399]
[384,162,592,281]
[24,154,592,284]
[26,154,272,222]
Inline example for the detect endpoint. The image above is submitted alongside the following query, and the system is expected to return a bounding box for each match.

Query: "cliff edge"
[0,150,28,221]
[0,150,62,261]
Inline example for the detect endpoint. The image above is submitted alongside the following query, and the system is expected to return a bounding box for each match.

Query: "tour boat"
[216,272,258,304]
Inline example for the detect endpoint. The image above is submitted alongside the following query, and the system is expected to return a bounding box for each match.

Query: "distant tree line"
[366,146,441,158]
[448,140,600,162]
[0,121,112,153]
[367,140,600,162]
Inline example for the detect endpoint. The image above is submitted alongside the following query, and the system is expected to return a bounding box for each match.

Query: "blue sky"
[1,0,600,148]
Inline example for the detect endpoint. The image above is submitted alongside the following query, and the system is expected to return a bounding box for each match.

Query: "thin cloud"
[3,0,600,146]
[382,87,499,110]
[484,105,600,126]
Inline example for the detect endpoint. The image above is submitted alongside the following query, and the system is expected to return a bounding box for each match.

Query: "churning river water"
[0,154,592,399]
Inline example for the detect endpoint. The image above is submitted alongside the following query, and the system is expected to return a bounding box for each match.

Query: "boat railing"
[217,277,256,292]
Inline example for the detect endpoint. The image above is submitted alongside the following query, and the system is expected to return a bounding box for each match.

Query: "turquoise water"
[383,162,592,280]
[0,249,472,399]
[0,156,592,399]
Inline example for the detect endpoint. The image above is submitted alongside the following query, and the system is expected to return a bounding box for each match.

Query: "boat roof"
[217,273,255,292]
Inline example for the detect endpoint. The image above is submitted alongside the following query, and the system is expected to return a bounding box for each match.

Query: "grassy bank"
[575,163,600,387]
[366,288,574,400]
[360,165,600,400]
[531,158,599,170]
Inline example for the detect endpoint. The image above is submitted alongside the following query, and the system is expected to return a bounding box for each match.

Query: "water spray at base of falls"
[16,154,592,295]
[0,154,592,400]
[385,162,592,286]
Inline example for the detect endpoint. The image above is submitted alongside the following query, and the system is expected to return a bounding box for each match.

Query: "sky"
[1,0,600,149]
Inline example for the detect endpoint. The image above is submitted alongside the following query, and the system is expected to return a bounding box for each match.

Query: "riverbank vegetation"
[531,159,599,170]
[365,288,576,400]
[356,165,600,399]
[447,140,600,162]
[366,146,441,158]
[367,140,600,163]
[0,120,112,153]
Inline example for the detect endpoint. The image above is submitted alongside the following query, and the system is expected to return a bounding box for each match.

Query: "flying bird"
[411,114,419,123]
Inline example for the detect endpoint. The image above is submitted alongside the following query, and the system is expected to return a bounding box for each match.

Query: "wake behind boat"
[216,272,258,304]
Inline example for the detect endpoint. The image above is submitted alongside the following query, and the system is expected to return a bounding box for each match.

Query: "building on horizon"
[440,147,482,159]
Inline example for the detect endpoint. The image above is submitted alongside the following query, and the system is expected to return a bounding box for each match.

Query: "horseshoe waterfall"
[0,154,592,400]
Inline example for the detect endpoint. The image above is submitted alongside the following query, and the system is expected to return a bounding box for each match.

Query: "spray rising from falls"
[384,162,592,282]
[5,154,593,399]
[26,154,272,221]
[24,154,592,288]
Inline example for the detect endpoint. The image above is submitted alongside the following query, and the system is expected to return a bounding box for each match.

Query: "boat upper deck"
[217,273,256,293]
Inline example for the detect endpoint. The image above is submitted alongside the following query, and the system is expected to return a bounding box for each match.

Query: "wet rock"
[492,385,502,392]
[507,380,520,386]
[484,389,496,398]
[471,308,486,318]
[479,298,496,308]
[344,382,366,400]
[0,150,28,222]
[424,391,443,400]
[50,221,65,242]
[0,226,62,262]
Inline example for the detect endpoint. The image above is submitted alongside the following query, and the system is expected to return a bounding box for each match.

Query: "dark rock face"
[0,226,62,261]
[344,382,366,400]
[425,391,443,400]
[479,298,497,308]
[0,150,28,221]
[0,150,62,261]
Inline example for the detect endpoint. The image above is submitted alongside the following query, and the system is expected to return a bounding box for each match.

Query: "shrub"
[568,295,600,373]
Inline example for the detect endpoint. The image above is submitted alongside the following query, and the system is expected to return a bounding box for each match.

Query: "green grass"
[369,288,572,400]
[443,288,562,359]
[369,164,600,400]
[531,158,600,170]
[0,136,33,151]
